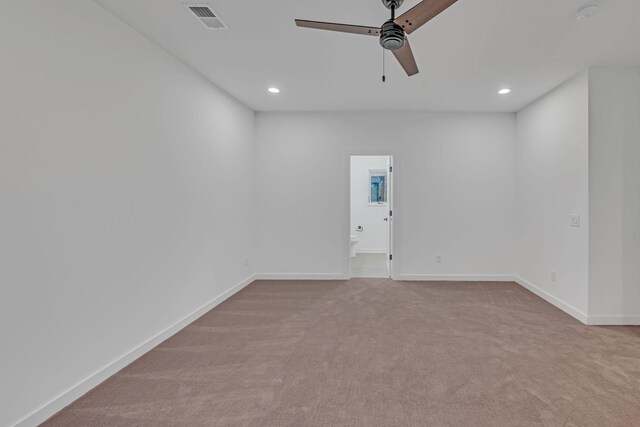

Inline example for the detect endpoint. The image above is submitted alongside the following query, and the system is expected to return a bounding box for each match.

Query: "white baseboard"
[254,273,349,281]
[356,249,387,254]
[514,276,588,324]
[586,315,640,326]
[16,274,257,427]
[396,274,516,282]
[18,271,636,426]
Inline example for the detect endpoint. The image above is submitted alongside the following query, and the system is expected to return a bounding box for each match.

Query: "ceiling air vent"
[185,4,228,29]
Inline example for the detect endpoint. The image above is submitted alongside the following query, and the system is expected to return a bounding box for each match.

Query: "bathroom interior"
[350,155,391,278]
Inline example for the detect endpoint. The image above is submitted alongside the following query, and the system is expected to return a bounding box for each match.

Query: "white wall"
[588,68,640,323]
[514,68,640,325]
[0,1,256,425]
[514,72,590,319]
[2,3,635,423]
[350,156,389,253]
[255,112,516,280]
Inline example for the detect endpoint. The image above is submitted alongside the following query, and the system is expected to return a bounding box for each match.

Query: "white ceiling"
[94,0,640,112]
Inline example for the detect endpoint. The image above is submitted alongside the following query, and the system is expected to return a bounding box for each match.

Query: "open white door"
[386,156,393,277]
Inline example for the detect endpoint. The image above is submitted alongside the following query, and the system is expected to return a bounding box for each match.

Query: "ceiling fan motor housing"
[380,19,405,50]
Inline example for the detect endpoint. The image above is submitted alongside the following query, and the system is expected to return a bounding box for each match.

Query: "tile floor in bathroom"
[350,253,389,278]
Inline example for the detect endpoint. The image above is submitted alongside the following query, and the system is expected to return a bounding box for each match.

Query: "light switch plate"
[570,215,581,228]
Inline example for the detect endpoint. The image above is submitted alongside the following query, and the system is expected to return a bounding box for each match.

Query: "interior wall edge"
[14,274,257,427]
[514,276,588,324]
[514,70,590,322]
[17,266,634,426]
[586,316,640,326]
[254,274,351,281]
[90,0,255,114]
[255,112,516,279]
[514,70,589,115]
[1,1,257,424]
[396,275,516,282]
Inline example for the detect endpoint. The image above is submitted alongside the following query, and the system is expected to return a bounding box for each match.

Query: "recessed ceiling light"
[498,88,511,95]
[268,87,280,94]
[575,4,600,21]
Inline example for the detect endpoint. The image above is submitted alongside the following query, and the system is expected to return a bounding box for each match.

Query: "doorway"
[349,155,393,278]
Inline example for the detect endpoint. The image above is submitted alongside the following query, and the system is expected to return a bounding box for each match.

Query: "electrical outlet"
[551,270,557,282]
[436,254,442,263]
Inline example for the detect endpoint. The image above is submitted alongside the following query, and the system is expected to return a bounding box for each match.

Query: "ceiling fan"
[295,0,458,77]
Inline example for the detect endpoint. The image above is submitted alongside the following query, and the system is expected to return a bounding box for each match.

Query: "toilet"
[350,235,360,258]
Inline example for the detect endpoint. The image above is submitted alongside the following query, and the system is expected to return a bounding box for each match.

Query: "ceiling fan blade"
[392,38,419,76]
[295,19,380,36]
[394,0,458,34]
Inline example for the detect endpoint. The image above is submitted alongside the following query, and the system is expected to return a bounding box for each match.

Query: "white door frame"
[345,149,400,279]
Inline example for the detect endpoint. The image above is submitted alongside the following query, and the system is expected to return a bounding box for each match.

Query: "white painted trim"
[397,274,516,282]
[23,272,635,426]
[15,274,257,427]
[586,315,640,326]
[356,249,387,254]
[254,273,349,281]
[514,276,588,324]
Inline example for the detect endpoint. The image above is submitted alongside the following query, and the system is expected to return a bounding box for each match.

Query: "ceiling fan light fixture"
[380,20,405,50]
[294,0,459,77]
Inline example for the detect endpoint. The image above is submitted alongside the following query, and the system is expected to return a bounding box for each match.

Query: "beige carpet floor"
[44,279,640,426]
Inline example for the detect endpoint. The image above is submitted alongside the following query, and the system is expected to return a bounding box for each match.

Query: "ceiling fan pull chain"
[382,48,386,83]
[296,0,456,78]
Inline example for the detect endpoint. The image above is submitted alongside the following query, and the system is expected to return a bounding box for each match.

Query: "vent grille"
[185,4,228,29]
[189,6,215,18]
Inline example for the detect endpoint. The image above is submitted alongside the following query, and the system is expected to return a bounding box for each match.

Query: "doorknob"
[383,218,388,221]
